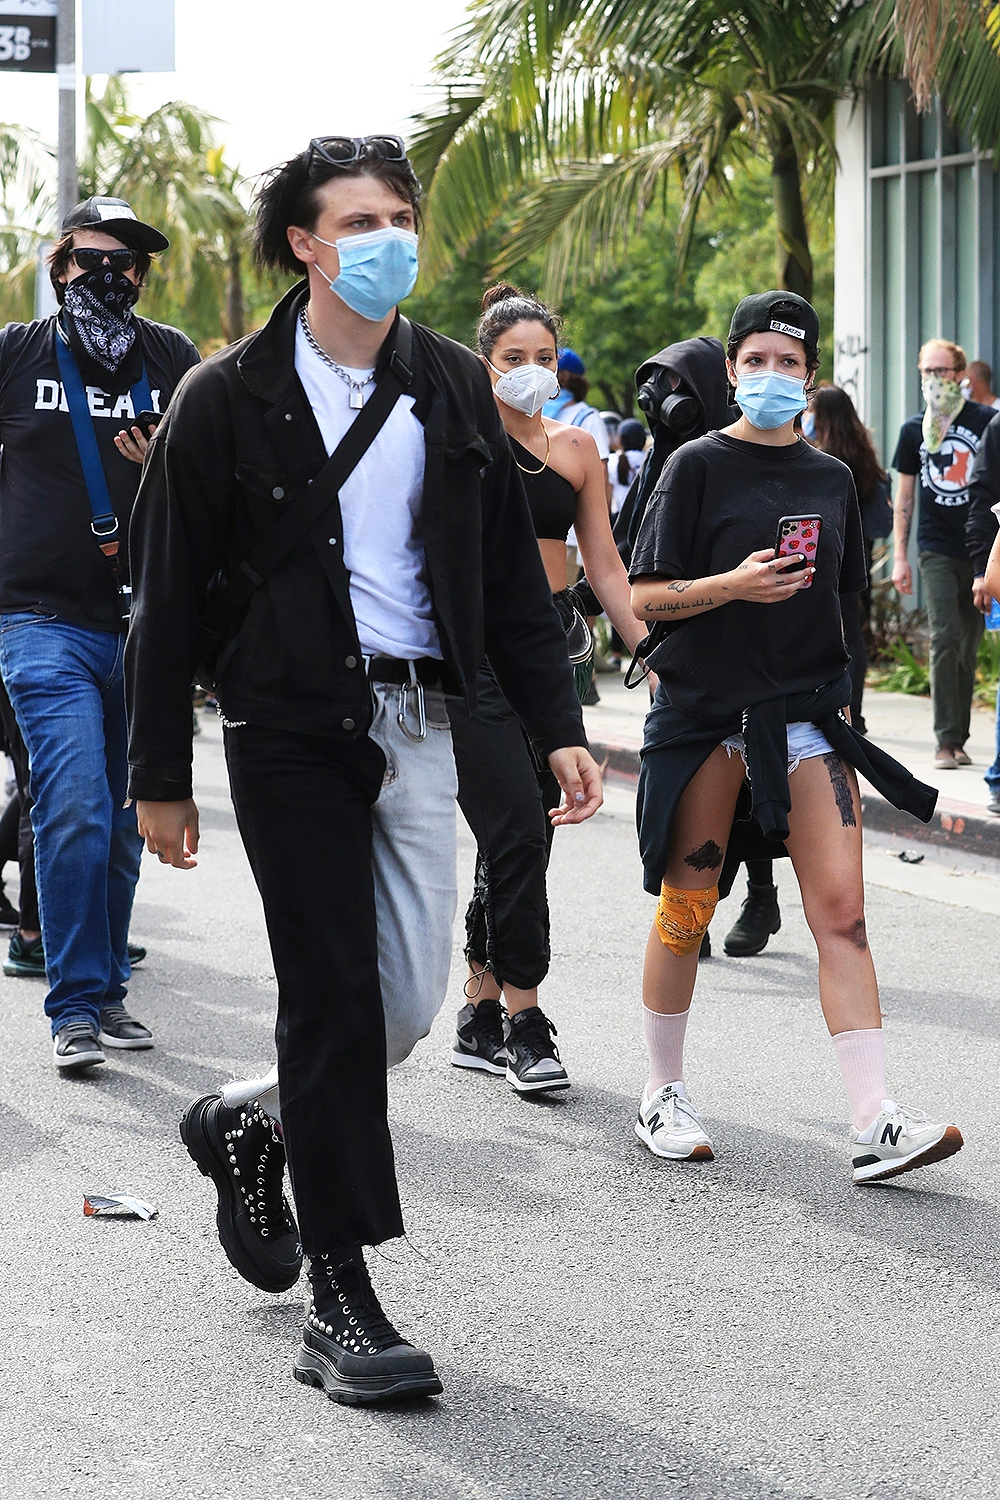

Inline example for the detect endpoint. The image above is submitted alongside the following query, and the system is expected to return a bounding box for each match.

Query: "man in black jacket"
[966,410,1000,812]
[125,137,600,1405]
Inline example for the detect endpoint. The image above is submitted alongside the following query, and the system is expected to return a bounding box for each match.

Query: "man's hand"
[973,575,993,614]
[136,797,200,869]
[547,746,603,825]
[113,420,157,465]
[892,556,913,596]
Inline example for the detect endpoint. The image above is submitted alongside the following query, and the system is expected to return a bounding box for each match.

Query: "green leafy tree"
[0,123,55,322]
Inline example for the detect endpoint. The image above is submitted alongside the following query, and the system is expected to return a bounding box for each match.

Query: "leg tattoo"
[823,753,857,829]
[684,839,724,872]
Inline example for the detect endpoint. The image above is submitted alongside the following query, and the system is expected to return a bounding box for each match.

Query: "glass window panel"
[941,109,961,158]
[884,79,904,166]
[870,78,886,168]
[884,176,905,458]
[956,165,977,355]
[919,171,939,345]
[919,97,939,161]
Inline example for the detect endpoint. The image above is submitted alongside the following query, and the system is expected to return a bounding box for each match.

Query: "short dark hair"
[476,283,562,360]
[253,146,422,276]
[47,230,152,306]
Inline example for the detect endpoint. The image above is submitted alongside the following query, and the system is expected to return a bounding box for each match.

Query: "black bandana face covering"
[61,265,142,390]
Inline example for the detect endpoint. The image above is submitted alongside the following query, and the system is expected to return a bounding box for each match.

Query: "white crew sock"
[221,1065,281,1123]
[832,1028,886,1131]
[643,1004,690,1094]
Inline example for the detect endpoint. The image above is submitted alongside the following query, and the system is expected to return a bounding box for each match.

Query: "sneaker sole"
[634,1120,714,1161]
[293,1344,442,1406]
[450,1049,507,1076]
[506,1066,570,1093]
[98,1031,154,1050]
[853,1125,964,1184]
[4,961,45,978]
[54,1044,106,1070]
[179,1094,302,1294]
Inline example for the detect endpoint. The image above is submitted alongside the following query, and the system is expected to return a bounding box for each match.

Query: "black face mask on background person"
[636,366,702,436]
[61,264,143,392]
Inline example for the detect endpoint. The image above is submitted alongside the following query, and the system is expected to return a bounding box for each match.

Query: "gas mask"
[636,366,701,436]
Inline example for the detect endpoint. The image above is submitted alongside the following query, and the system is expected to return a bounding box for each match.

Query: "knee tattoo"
[654,881,719,955]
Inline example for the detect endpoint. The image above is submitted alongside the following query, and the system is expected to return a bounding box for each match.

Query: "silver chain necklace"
[299,308,375,408]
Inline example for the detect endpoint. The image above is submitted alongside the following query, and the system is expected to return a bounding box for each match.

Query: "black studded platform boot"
[180,1093,302,1292]
[294,1248,443,1406]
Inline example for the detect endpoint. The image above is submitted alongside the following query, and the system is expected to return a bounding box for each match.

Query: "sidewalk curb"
[589,738,1000,864]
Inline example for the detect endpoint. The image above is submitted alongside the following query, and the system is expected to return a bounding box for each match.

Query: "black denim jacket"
[125,283,585,801]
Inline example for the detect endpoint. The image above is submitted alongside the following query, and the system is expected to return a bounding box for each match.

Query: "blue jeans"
[0,614,143,1034]
[988,681,1000,797]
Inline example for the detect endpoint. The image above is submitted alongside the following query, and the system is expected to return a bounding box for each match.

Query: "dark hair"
[253,147,422,275]
[808,384,885,501]
[559,370,589,401]
[47,230,152,305]
[476,283,561,360]
[726,298,820,390]
[616,418,646,484]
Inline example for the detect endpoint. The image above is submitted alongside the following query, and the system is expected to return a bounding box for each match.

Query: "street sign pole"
[56,0,76,223]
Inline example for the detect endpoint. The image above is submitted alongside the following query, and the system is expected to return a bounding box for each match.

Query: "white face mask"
[488,360,560,417]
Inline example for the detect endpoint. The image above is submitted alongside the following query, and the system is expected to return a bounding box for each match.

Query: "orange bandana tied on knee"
[654,881,719,955]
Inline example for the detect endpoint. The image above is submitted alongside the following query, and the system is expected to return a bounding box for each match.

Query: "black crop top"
[511,438,578,542]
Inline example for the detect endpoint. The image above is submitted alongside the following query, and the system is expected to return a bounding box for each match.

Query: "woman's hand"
[136,797,200,869]
[723,549,814,603]
[114,419,157,465]
[546,746,603,825]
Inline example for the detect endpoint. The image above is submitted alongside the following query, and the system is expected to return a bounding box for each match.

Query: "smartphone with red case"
[774,513,822,588]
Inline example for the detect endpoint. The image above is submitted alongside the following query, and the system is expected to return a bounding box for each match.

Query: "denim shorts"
[721,719,835,775]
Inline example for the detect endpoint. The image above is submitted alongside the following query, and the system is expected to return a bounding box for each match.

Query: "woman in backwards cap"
[628,290,964,1185]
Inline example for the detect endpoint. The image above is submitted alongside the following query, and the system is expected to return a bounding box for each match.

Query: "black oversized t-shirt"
[891,402,995,559]
[629,432,868,721]
[0,315,200,630]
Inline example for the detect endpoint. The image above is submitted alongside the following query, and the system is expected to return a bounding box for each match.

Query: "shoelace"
[313,1256,401,1351]
[100,1005,132,1025]
[511,1011,559,1067]
[59,1021,97,1043]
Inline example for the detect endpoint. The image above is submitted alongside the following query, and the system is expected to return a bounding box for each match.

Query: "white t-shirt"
[294,320,440,660]
[558,401,610,551]
[610,447,645,517]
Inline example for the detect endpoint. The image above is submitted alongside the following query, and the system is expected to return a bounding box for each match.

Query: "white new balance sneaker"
[635,1082,714,1161]
[851,1099,963,1184]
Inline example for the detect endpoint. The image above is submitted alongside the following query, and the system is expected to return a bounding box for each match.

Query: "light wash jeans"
[0,613,143,1035]
[223,678,458,1118]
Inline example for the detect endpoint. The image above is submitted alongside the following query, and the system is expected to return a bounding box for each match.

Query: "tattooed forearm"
[664,580,695,594]
[684,839,724,872]
[643,597,714,614]
[822,752,857,828]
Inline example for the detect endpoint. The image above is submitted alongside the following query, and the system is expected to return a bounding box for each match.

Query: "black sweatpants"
[223,722,404,1256]
[448,666,561,992]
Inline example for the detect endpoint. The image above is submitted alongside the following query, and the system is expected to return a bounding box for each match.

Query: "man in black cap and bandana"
[0,195,200,1070]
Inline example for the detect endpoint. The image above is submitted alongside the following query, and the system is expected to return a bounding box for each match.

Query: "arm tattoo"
[684,839,724,872]
[664,580,695,594]
[643,597,714,614]
[822,752,857,828]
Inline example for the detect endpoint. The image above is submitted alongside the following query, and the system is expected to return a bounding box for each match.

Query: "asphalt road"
[2,713,998,1500]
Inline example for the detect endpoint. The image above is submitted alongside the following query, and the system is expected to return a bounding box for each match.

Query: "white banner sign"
[0,0,56,72]
[82,0,174,75]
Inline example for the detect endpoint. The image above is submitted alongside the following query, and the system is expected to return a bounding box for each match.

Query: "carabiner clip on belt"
[397,660,427,742]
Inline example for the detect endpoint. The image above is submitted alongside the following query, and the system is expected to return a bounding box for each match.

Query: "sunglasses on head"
[72,247,137,272]
[306,135,408,174]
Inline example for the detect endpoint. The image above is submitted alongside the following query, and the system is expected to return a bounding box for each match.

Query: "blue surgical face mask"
[311,226,419,322]
[800,408,816,441]
[734,370,808,430]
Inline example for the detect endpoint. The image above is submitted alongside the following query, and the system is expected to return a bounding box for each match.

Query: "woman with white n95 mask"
[447,283,648,1095]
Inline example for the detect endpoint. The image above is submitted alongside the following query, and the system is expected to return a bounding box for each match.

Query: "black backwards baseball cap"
[61,196,169,253]
[728,290,820,350]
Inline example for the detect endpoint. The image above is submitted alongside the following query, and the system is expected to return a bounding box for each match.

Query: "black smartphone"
[135,409,161,437]
[774,513,822,588]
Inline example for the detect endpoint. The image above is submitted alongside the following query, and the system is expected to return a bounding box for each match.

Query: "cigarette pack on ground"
[83,1193,158,1220]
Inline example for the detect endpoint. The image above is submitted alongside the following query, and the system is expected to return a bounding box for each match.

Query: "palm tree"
[886,0,1000,137]
[0,123,55,322]
[411,0,896,304]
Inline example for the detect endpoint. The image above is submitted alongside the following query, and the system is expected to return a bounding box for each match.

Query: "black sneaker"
[723,884,781,957]
[127,942,147,966]
[179,1092,302,1293]
[504,1006,570,1093]
[451,998,507,1074]
[3,932,44,977]
[99,1004,154,1050]
[53,1020,106,1070]
[698,930,712,961]
[0,893,18,929]
[294,1250,442,1406]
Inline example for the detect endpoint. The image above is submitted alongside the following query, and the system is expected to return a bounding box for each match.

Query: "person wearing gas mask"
[628,291,961,1185]
[448,284,647,1093]
[0,196,199,1071]
[125,143,602,1405]
[891,340,994,768]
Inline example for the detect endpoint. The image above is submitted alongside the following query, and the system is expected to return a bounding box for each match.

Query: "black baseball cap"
[728,290,819,350]
[61,196,169,253]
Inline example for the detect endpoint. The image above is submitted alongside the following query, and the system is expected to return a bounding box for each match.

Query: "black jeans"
[0,679,38,931]
[224,722,404,1256]
[448,666,561,992]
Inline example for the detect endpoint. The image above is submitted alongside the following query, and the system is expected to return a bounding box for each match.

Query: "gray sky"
[3,0,470,180]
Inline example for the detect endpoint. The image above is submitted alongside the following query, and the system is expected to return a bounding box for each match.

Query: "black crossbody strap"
[204,316,413,638]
